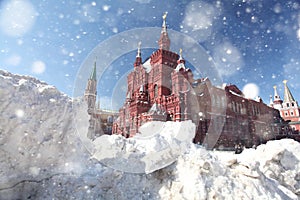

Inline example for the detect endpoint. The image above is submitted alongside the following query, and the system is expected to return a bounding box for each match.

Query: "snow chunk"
[18,79,27,85]
[37,84,55,93]
[92,120,196,174]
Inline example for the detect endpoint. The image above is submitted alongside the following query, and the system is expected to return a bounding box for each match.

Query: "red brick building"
[110,14,297,149]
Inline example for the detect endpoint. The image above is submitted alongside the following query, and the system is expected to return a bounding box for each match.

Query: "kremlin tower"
[270,80,300,132]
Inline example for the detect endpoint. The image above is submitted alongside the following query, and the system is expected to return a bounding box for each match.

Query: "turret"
[134,41,142,68]
[272,85,282,109]
[85,60,97,113]
[158,12,170,50]
[283,80,296,107]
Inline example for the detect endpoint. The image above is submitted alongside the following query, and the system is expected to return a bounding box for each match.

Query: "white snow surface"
[93,120,195,174]
[0,69,300,199]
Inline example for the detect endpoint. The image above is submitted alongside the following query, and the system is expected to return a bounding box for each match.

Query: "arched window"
[107,116,113,123]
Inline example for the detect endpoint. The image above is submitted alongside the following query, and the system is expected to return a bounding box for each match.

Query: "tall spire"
[90,59,97,81]
[162,12,167,33]
[273,85,281,101]
[177,48,185,64]
[283,80,295,103]
[272,85,282,109]
[158,12,170,50]
[134,41,142,67]
[136,41,141,58]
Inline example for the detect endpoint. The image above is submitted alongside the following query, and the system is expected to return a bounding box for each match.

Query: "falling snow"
[31,61,46,74]
[0,0,37,37]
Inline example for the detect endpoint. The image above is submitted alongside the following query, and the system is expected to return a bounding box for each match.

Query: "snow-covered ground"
[0,69,300,199]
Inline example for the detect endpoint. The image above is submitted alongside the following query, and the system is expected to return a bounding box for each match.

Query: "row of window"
[285,102,295,108]
[211,94,262,116]
[284,110,296,116]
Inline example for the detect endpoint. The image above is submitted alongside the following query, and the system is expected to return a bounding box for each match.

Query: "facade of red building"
[112,14,193,137]
[110,15,299,149]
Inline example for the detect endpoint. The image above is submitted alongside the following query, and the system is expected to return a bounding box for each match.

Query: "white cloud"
[31,61,46,74]
[243,83,260,99]
[5,54,21,66]
[181,1,221,42]
[0,0,36,37]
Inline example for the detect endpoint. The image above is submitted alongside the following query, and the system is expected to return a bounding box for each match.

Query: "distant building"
[109,14,300,149]
[85,14,300,149]
[270,80,300,132]
[84,62,118,140]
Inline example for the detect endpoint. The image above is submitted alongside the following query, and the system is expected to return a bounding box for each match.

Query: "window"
[287,103,290,107]
[232,102,236,112]
[291,111,294,116]
[154,84,158,97]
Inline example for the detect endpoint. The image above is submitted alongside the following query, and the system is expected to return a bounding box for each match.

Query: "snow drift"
[93,120,195,174]
[0,69,300,199]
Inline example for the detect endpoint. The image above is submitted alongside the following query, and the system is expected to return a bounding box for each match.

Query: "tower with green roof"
[84,60,97,114]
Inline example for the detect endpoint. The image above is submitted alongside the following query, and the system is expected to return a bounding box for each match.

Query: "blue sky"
[0,0,300,110]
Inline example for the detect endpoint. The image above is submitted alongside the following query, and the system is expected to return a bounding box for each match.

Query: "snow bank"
[0,69,300,199]
[0,70,90,192]
[92,120,195,174]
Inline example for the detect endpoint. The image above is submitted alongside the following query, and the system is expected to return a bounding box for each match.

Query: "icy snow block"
[92,120,196,174]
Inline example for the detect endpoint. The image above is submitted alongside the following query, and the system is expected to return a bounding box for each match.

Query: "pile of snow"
[93,120,195,174]
[0,70,90,194]
[0,69,300,199]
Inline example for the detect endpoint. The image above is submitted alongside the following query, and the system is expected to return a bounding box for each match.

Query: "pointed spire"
[273,85,281,101]
[175,48,186,72]
[179,48,183,59]
[283,80,295,103]
[158,12,170,50]
[90,58,97,81]
[177,48,185,64]
[272,85,282,109]
[136,41,141,58]
[134,42,142,68]
[162,12,167,33]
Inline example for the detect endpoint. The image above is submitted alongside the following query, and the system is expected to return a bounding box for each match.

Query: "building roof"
[225,84,243,96]
[90,61,97,81]
[142,58,152,73]
[283,80,295,103]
